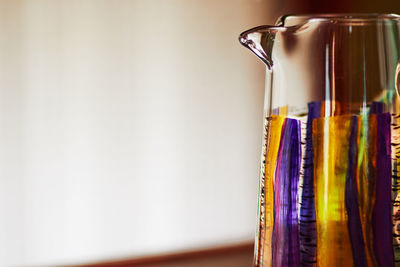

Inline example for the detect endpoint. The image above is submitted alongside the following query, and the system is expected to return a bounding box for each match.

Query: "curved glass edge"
[276,13,400,27]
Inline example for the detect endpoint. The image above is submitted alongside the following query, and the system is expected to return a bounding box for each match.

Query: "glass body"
[240,14,400,267]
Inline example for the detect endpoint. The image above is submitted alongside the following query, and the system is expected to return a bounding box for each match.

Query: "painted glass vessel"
[239,14,400,267]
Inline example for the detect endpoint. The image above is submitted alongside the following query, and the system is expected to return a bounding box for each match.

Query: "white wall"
[0,0,274,265]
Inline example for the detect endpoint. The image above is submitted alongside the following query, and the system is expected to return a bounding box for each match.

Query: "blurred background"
[1,0,400,266]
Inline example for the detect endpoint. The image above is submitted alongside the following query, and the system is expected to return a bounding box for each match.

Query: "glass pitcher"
[239,14,400,267]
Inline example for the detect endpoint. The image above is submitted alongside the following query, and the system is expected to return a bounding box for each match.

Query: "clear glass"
[239,14,400,267]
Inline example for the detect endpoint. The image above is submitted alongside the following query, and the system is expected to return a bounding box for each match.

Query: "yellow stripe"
[262,115,285,266]
[313,116,354,267]
[356,115,377,267]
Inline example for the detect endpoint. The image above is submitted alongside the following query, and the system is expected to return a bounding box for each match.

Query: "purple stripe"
[370,101,384,114]
[272,119,288,267]
[288,119,301,267]
[345,116,367,267]
[272,118,301,267]
[373,112,394,267]
[300,102,320,266]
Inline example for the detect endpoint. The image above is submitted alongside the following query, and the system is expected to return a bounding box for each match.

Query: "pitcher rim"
[278,13,400,26]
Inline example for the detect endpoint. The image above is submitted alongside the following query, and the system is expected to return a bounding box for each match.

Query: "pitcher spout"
[239,25,285,70]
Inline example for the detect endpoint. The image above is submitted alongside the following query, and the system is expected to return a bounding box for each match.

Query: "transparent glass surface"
[239,14,400,267]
